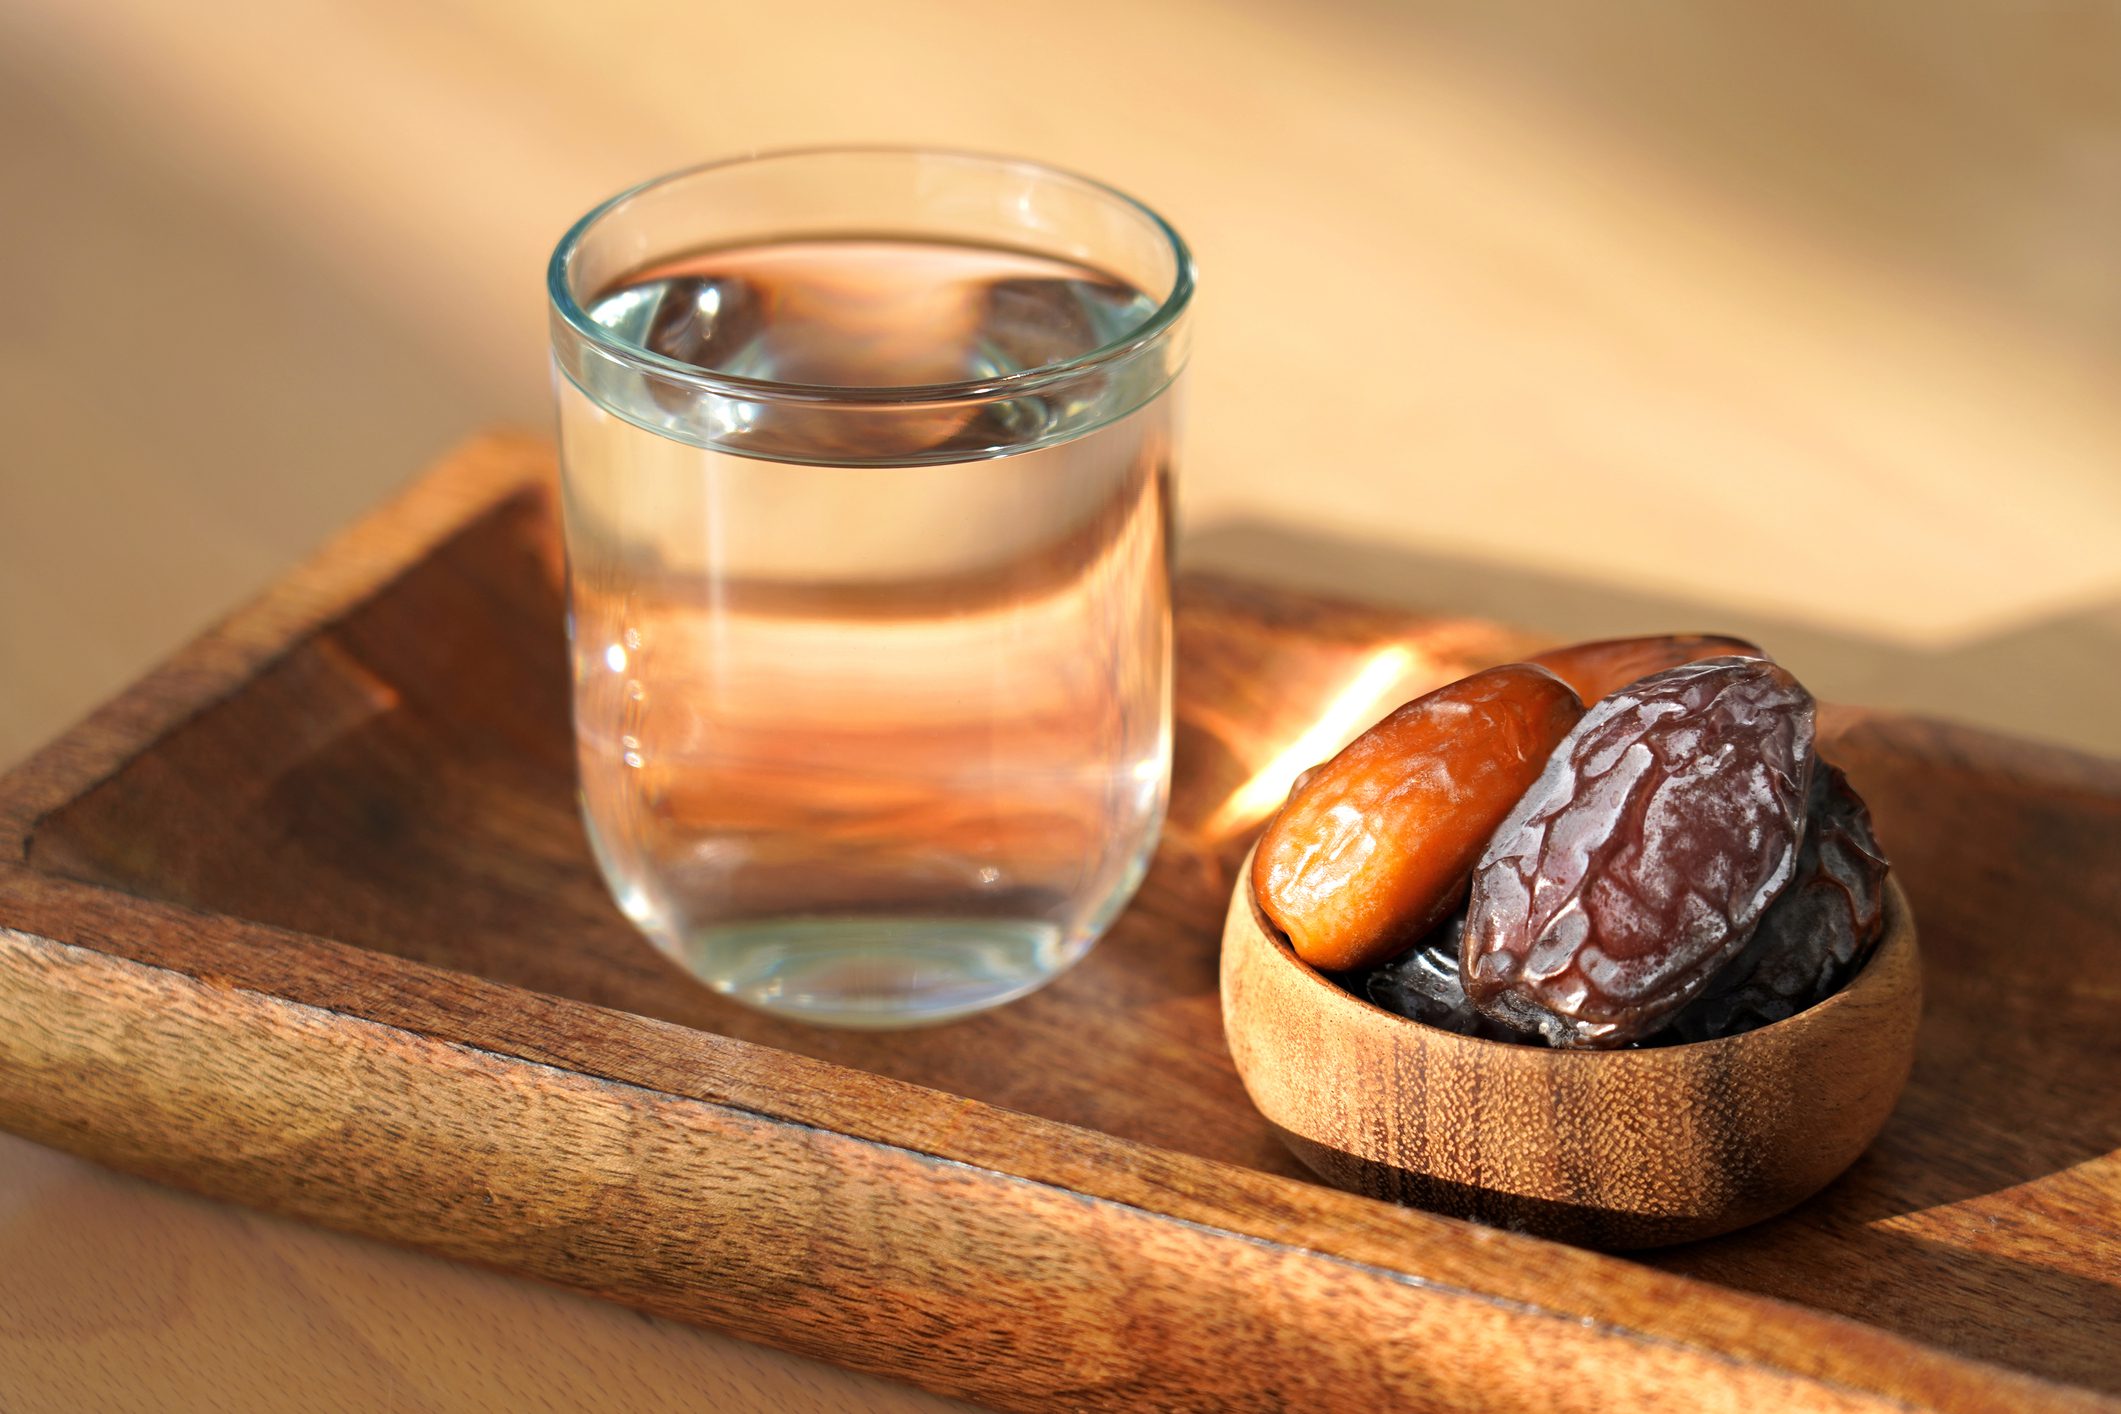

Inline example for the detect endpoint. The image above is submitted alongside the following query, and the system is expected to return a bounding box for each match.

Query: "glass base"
[669,915,1089,1028]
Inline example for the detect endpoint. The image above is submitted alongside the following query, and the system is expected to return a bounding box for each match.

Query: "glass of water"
[547,149,1192,1027]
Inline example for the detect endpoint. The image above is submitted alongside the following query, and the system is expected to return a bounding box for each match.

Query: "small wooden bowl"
[1222,848,1921,1249]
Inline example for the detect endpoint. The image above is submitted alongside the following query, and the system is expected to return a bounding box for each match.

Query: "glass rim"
[546,145,1196,407]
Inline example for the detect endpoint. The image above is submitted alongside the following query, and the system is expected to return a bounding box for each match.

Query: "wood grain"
[1225,853,1922,1248]
[0,437,2115,1409]
[8,9,2120,1408]
[0,1127,967,1414]
[0,918,2008,1414]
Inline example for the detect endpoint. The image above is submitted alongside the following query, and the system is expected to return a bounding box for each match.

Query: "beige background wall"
[3,0,2119,768]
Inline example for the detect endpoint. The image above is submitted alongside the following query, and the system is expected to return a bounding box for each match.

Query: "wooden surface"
[0,438,2115,1410]
[1225,858,1922,1248]
[0,1131,958,1414]
[3,7,2119,1408]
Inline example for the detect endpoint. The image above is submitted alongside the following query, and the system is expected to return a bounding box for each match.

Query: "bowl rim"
[1234,843,1916,1061]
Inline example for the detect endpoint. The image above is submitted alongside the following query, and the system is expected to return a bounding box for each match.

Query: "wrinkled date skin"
[1254,664,1585,972]
[1360,912,1476,1031]
[1462,657,1817,1048]
[1358,910,1536,1041]
[1666,759,1890,1042]
[1528,633,1765,706]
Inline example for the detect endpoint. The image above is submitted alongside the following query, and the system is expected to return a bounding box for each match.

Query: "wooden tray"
[3,435,2115,1413]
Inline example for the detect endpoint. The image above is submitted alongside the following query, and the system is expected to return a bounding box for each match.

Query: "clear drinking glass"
[547,149,1192,1027]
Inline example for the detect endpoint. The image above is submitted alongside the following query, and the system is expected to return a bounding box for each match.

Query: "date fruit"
[1528,633,1765,705]
[1359,910,1538,1041]
[1665,759,1890,1042]
[1254,664,1585,972]
[1461,656,1816,1048]
[1360,911,1475,1031]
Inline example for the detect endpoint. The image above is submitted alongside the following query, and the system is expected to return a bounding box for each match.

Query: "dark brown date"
[1461,656,1816,1048]
[1357,911,1476,1034]
[1527,633,1765,705]
[1356,910,1537,1042]
[1665,759,1890,1042]
[1359,912,1476,1031]
[1254,664,1585,972]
